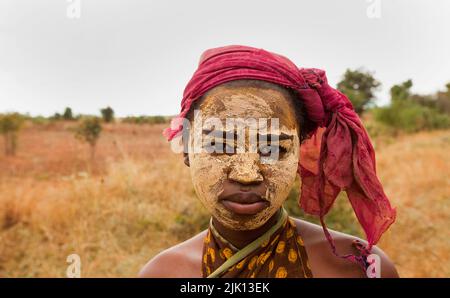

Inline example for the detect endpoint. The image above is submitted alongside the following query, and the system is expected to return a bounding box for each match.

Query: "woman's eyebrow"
[202,129,233,139]
[258,133,293,141]
[202,129,293,141]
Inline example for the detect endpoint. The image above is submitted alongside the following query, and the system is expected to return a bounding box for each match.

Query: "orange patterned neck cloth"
[202,215,313,278]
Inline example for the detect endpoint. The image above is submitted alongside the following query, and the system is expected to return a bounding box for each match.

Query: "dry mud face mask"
[187,85,300,230]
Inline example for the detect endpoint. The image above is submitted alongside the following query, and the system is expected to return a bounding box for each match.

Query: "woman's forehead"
[197,85,298,129]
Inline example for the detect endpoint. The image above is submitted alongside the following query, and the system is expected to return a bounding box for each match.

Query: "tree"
[75,117,102,161]
[337,68,381,115]
[100,106,115,123]
[63,107,74,120]
[51,112,62,120]
[390,79,413,102]
[0,113,24,156]
[435,82,450,114]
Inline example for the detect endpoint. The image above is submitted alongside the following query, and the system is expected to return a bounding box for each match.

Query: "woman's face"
[187,83,300,230]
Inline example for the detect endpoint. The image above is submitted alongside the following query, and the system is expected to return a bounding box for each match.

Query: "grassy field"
[0,121,449,277]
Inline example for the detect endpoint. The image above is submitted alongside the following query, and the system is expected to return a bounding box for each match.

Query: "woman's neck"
[211,208,282,249]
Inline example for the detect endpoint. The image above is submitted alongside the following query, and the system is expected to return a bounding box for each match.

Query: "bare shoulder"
[292,218,399,278]
[138,230,207,278]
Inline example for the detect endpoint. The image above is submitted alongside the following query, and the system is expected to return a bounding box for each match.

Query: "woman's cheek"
[189,153,228,212]
[262,147,299,207]
[263,163,296,206]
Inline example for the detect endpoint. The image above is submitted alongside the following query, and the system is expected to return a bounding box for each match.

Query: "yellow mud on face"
[188,83,300,230]
[198,84,298,130]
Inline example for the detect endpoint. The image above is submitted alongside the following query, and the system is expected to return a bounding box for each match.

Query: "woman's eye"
[258,144,286,157]
[204,142,235,155]
[204,142,287,157]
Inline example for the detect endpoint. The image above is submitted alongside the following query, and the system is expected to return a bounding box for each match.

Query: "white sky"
[0,0,449,117]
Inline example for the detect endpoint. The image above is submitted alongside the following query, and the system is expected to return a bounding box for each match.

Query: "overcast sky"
[0,0,449,117]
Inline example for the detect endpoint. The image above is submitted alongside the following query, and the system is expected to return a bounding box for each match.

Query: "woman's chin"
[214,207,274,231]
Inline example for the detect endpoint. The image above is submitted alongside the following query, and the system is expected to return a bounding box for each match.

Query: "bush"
[74,117,102,160]
[283,179,363,238]
[0,113,25,156]
[50,113,62,121]
[122,115,168,125]
[100,107,115,123]
[373,80,450,133]
[30,116,50,126]
[169,203,210,241]
[374,100,450,133]
[63,107,74,121]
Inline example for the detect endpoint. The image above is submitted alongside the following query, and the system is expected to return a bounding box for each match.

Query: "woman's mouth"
[219,193,269,215]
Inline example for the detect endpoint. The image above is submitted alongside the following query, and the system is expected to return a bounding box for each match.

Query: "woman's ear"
[183,152,190,167]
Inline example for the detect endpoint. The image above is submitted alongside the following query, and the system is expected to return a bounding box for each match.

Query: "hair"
[185,79,316,143]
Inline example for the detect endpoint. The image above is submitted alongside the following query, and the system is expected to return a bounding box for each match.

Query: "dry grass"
[376,130,450,277]
[0,122,448,277]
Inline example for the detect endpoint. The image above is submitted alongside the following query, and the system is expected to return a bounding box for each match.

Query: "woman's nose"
[228,153,263,185]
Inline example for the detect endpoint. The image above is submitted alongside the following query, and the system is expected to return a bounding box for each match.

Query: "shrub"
[74,117,102,161]
[100,106,115,123]
[374,80,450,133]
[122,115,168,125]
[63,107,74,121]
[0,113,25,156]
[374,101,450,133]
[283,179,363,238]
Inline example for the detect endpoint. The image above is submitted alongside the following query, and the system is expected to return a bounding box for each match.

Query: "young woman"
[139,45,398,278]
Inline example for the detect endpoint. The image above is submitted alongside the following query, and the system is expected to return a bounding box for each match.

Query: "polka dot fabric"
[202,217,313,278]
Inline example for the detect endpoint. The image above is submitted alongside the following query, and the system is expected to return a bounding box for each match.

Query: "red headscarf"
[163,45,396,268]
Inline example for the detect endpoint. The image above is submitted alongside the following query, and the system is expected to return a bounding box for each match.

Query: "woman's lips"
[219,193,269,215]
[221,200,269,215]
